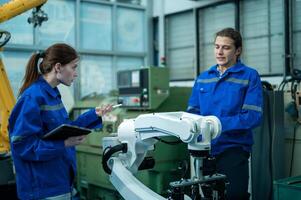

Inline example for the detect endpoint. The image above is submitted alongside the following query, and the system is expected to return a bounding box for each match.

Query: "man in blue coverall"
[187,28,263,199]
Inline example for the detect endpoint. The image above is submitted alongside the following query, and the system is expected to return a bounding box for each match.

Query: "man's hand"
[95,104,113,117]
[64,135,86,147]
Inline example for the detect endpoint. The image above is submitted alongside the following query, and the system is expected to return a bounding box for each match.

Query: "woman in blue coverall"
[9,43,112,200]
[187,28,263,199]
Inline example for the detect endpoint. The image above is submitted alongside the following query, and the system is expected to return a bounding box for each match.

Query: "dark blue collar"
[38,76,61,98]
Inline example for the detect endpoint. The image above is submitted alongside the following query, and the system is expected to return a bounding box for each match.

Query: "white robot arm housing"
[102,111,222,200]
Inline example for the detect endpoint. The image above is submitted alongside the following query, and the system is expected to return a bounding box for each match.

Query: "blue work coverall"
[187,61,263,199]
[9,76,102,200]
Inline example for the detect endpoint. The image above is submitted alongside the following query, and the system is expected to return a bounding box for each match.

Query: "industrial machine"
[102,111,226,200]
[273,175,301,200]
[75,67,193,200]
[0,0,48,195]
[117,67,169,110]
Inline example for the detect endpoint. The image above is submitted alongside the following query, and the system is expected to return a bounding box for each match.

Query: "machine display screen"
[118,71,131,88]
[117,70,140,88]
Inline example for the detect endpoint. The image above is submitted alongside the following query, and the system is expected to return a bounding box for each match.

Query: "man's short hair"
[215,28,242,49]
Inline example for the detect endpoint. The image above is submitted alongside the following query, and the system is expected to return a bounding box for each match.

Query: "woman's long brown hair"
[19,43,78,96]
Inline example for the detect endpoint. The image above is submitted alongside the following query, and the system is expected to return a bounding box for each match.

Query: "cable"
[278,80,283,91]
[278,79,288,91]
[281,80,288,91]
[291,80,297,100]
[278,78,294,91]
[102,143,127,174]
[154,137,182,145]
[262,81,273,91]
[103,146,111,156]
[289,122,300,177]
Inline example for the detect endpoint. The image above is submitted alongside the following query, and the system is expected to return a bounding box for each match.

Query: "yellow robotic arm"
[0,0,47,154]
[0,48,15,155]
[0,0,47,23]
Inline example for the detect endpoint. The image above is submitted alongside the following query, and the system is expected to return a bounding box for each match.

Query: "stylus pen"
[112,104,122,108]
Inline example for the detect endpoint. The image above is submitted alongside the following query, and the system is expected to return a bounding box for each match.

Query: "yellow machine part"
[0,48,15,154]
[0,0,47,23]
[0,0,48,154]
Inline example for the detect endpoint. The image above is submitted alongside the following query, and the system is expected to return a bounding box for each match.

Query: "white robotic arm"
[102,111,222,200]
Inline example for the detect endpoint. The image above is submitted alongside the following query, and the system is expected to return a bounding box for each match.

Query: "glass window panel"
[116,57,144,71]
[116,7,145,52]
[240,0,284,75]
[80,2,112,50]
[168,13,194,49]
[243,37,269,74]
[270,0,284,74]
[166,11,195,80]
[0,0,33,45]
[36,0,75,46]
[240,0,268,38]
[270,0,284,34]
[270,34,284,74]
[198,3,235,72]
[202,44,215,71]
[293,0,301,30]
[1,51,32,97]
[168,48,194,80]
[80,55,112,98]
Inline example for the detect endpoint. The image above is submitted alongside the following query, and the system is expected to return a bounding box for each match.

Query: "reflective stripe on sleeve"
[226,78,249,85]
[40,103,64,111]
[197,78,219,83]
[197,77,249,85]
[11,136,25,143]
[242,104,262,112]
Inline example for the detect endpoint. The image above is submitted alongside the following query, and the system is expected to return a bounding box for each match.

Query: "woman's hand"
[95,104,113,117]
[64,135,86,147]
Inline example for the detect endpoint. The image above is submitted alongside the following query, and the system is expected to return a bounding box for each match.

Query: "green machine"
[274,175,301,200]
[75,67,192,200]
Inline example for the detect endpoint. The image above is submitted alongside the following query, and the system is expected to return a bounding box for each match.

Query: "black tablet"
[42,124,92,140]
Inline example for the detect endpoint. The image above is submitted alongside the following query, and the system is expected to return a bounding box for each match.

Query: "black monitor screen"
[117,71,131,88]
